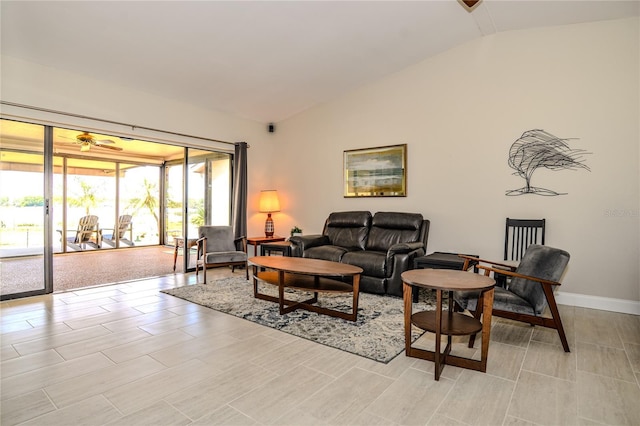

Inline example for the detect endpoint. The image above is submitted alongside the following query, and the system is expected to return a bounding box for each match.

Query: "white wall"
[274,18,640,308]
[0,55,278,236]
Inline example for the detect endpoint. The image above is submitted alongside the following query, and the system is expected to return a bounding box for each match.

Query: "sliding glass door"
[118,164,161,247]
[1,117,234,297]
[0,121,49,298]
[165,161,184,245]
[166,149,232,272]
[54,156,117,253]
[187,149,232,231]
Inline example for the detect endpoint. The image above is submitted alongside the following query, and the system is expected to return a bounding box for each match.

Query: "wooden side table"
[173,237,198,271]
[413,252,479,271]
[411,252,479,302]
[401,269,495,380]
[261,240,292,256]
[247,236,285,257]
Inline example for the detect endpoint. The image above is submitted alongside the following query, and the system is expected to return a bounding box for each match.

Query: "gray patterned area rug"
[161,277,436,363]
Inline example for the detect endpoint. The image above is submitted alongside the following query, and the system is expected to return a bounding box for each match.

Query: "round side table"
[401,269,495,380]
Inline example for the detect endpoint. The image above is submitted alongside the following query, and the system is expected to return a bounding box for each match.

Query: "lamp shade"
[259,190,280,213]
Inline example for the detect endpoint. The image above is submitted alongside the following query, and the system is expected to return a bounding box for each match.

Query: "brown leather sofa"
[289,211,430,297]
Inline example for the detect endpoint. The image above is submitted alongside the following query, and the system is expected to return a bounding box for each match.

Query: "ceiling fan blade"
[95,139,116,144]
[95,144,123,151]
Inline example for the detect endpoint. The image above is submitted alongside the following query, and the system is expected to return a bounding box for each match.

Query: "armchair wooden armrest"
[458,255,517,272]
[476,264,562,287]
[195,236,206,257]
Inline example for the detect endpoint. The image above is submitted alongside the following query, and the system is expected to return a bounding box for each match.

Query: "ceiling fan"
[67,132,124,152]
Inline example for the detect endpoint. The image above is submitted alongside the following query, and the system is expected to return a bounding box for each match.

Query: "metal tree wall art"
[506,129,591,196]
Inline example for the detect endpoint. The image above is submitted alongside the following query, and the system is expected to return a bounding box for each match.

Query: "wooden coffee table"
[248,256,362,321]
[401,269,495,380]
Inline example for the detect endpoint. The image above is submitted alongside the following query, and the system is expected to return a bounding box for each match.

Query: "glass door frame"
[43,126,54,296]
[0,123,53,300]
[176,148,233,273]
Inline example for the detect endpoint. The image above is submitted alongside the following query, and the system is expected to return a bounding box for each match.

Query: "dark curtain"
[232,142,248,238]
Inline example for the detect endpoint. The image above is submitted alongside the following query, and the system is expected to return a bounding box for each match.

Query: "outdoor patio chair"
[195,225,248,283]
[58,215,101,251]
[101,214,134,247]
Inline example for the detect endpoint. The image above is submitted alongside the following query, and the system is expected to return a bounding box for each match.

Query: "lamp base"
[265,213,274,237]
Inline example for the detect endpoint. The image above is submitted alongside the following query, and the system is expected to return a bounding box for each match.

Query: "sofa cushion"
[366,212,424,252]
[324,211,372,250]
[204,251,247,264]
[342,250,387,278]
[304,245,349,263]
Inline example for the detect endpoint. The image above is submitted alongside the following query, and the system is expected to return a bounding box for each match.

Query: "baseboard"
[555,291,640,315]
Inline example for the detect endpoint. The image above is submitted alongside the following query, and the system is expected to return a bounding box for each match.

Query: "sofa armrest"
[383,242,426,296]
[289,234,330,257]
[385,245,426,297]
[387,241,425,257]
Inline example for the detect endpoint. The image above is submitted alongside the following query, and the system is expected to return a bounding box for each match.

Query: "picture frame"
[344,144,407,197]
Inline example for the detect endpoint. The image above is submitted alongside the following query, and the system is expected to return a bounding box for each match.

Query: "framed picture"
[344,144,407,197]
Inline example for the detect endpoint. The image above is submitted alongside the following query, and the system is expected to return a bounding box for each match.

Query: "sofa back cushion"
[366,212,424,252]
[323,211,372,250]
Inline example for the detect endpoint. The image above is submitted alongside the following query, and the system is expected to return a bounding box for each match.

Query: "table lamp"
[259,190,280,237]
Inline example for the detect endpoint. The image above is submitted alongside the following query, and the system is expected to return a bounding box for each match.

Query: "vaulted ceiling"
[1,1,638,124]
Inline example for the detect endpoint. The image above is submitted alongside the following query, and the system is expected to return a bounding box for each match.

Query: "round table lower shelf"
[411,310,483,336]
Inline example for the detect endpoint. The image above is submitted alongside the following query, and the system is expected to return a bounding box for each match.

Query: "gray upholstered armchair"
[195,226,248,283]
[454,244,571,352]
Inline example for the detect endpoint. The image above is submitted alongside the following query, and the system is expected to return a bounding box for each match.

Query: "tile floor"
[1,268,639,425]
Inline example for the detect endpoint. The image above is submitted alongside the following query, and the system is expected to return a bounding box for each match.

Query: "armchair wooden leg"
[542,285,570,352]
[468,299,484,349]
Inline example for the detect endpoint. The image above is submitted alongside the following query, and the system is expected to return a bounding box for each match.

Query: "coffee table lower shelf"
[254,270,359,321]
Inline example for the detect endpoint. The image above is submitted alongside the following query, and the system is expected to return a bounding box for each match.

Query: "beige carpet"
[0,246,193,295]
